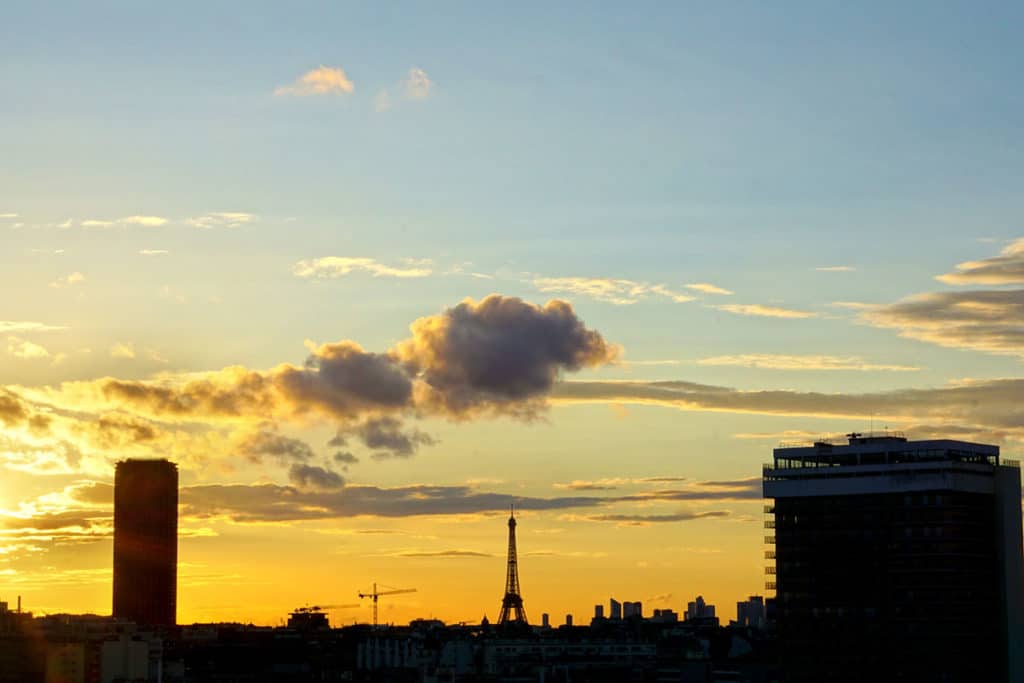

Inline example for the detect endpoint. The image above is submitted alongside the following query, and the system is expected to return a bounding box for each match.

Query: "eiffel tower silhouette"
[497,505,528,626]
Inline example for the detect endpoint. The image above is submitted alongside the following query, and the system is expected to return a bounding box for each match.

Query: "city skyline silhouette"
[2,5,1024,681]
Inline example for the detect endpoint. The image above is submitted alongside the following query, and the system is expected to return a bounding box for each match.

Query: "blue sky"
[1,1,1023,623]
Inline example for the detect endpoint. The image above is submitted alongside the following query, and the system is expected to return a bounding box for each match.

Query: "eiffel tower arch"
[497,505,528,626]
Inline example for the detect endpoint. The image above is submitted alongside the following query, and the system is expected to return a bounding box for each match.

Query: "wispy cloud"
[120,215,168,227]
[715,303,816,319]
[275,66,354,96]
[732,430,823,441]
[815,266,856,272]
[62,216,169,229]
[620,359,683,366]
[583,510,729,526]
[554,476,690,491]
[139,249,169,256]
[0,213,18,219]
[397,549,491,558]
[698,354,919,372]
[373,90,393,112]
[186,212,257,229]
[685,283,733,295]
[936,237,1024,285]
[375,67,434,112]
[49,272,85,288]
[293,257,433,279]
[534,277,694,305]
[0,321,65,333]
[403,67,433,99]
[109,342,135,359]
[146,348,169,364]
[830,301,878,311]
[7,337,56,361]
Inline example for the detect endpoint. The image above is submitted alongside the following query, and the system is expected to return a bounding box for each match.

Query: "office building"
[764,433,1023,682]
[685,596,715,621]
[593,605,604,620]
[608,599,621,621]
[622,601,642,619]
[736,596,765,628]
[112,459,178,626]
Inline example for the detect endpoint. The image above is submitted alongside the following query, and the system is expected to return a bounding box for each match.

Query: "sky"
[2,1,1024,627]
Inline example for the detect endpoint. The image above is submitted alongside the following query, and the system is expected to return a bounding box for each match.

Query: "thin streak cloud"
[294,257,433,279]
[534,277,694,305]
[186,212,256,229]
[698,354,919,372]
[49,272,85,288]
[0,321,66,333]
[715,303,816,319]
[685,283,733,295]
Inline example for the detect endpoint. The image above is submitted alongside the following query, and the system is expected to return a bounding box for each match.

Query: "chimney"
[17,596,21,613]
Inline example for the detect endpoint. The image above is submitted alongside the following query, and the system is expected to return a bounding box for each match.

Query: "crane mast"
[358,582,417,627]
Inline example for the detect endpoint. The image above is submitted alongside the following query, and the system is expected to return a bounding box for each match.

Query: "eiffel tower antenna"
[498,504,528,626]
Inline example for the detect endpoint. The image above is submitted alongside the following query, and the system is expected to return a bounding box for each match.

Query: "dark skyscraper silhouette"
[112,459,178,626]
[764,434,1023,682]
[498,506,528,626]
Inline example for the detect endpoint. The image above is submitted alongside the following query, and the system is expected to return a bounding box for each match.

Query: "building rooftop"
[770,432,1004,471]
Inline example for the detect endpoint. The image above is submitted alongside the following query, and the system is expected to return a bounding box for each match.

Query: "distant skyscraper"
[112,459,178,626]
[594,604,604,620]
[765,434,1024,682]
[685,595,715,621]
[497,506,528,626]
[609,598,622,620]
[623,601,642,618]
[735,596,765,628]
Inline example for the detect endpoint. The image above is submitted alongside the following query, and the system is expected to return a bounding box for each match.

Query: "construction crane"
[358,583,416,627]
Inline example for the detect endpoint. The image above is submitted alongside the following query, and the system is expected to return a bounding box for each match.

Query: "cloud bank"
[936,238,1024,285]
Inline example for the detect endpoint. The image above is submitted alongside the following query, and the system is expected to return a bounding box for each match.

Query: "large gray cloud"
[288,464,346,491]
[100,340,413,421]
[85,413,163,449]
[86,295,614,428]
[395,295,618,416]
[235,430,315,464]
[336,416,436,458]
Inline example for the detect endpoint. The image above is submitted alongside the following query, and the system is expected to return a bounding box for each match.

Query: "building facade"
[764,434,1023,682]
[112,459,178,627]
